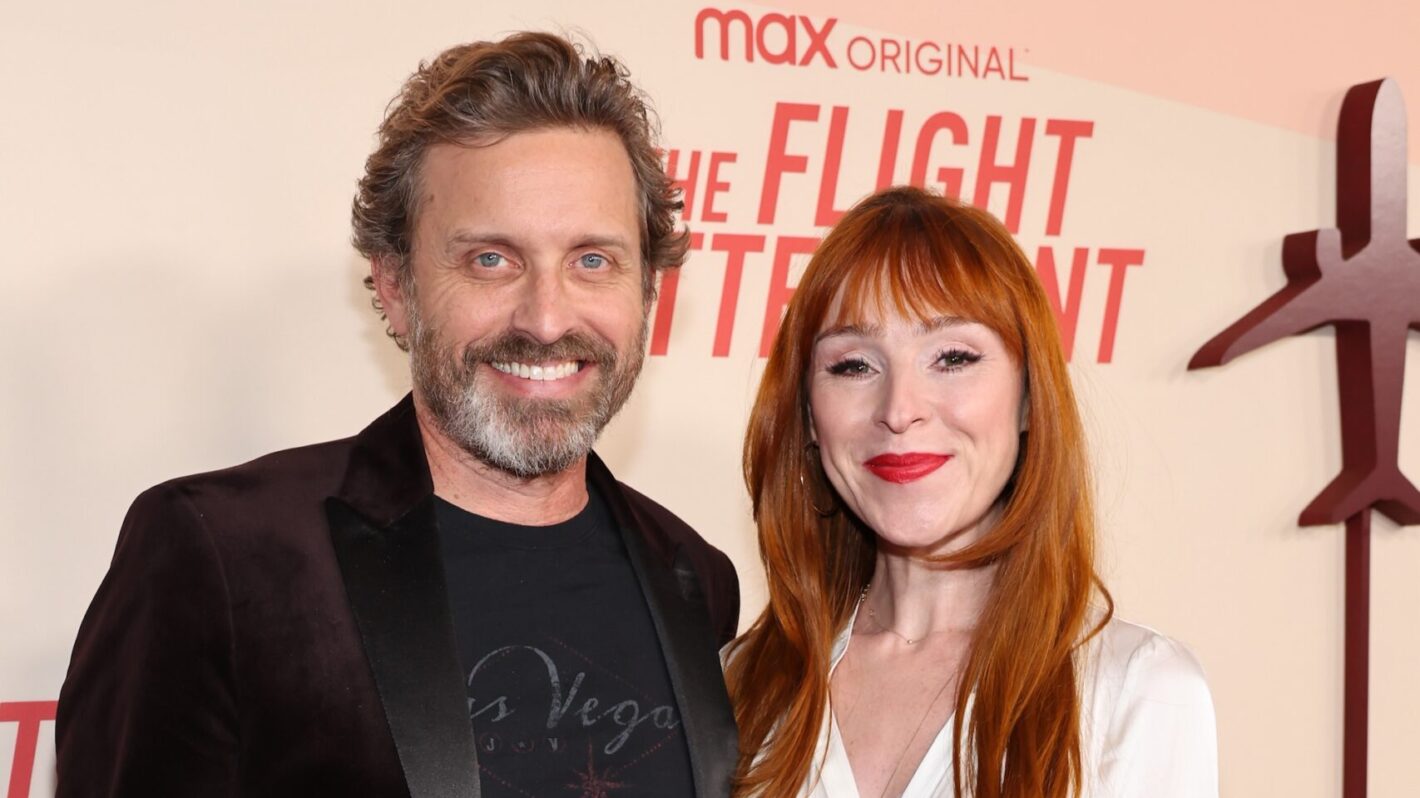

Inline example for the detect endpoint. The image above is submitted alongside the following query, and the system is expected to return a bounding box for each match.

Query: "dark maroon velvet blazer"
[55,396,740,797]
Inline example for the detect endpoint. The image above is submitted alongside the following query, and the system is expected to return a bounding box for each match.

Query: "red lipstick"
[863,453,952,484]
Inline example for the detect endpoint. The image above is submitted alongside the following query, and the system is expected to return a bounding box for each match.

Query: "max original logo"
[695,8,837,67]
[694,7,1028,81]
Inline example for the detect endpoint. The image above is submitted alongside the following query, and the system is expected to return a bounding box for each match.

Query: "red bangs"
[811,194,1028,363]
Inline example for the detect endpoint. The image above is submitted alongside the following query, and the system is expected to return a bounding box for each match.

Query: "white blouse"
[798,609,1219,797]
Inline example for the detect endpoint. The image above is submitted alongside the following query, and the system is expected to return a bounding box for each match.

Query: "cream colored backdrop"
[3,1,1418,796]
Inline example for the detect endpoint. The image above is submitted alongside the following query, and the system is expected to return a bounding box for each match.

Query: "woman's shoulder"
[1078,613,1220,794]
[1083,613,1213,707]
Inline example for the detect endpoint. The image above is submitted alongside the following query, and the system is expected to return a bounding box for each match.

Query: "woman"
[724,187,1217,797]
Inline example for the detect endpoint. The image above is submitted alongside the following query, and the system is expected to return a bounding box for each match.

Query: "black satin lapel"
[326,496,481,798]
[618,528,739,798]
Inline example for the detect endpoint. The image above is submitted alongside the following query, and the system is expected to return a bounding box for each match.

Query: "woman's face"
[808,303,1026,554]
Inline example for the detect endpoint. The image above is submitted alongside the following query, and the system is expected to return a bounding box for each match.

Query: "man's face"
[378,128,649,478]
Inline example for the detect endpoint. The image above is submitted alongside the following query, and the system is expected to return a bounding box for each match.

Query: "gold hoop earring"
[800,442,839,517]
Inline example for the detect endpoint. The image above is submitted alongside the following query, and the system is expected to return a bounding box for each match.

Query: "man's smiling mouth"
[490,360,585,381]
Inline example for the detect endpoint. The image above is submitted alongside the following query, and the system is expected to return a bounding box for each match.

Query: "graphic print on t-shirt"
[436,490,697,798]
[466,637,684,795]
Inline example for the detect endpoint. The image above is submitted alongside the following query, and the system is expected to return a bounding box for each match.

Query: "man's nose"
[510,267,577,345]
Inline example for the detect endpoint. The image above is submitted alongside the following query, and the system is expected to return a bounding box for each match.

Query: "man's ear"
[642,261,658,315]
[371,256,411,341]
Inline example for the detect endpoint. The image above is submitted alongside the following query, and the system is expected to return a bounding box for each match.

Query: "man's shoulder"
[100,434,369,607]
[135,434,359,518]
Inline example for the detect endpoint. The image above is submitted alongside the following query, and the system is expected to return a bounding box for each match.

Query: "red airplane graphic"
[1190,77,1420,528]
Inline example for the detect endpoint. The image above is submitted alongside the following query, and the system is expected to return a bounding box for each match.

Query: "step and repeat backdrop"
[3,1,1418,795]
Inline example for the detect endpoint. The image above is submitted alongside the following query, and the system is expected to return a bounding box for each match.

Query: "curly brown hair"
[352,32,688,349]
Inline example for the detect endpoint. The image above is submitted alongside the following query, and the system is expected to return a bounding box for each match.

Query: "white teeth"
[491,361,581,381]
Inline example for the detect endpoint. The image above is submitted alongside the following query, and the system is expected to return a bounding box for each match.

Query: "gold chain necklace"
[847,583,962,797]
[860,582,954,645]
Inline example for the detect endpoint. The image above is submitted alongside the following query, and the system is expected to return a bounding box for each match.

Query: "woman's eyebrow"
[815,316,974,344]
[814,323,880,343]
[917,315,972,334]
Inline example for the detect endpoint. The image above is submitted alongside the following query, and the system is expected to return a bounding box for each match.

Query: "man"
[56,32,739,798]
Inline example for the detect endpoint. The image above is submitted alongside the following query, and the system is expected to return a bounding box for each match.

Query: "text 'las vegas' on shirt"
[435,487,696,798]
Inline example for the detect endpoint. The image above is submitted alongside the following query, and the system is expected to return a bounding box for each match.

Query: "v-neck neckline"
[821,603,965,798]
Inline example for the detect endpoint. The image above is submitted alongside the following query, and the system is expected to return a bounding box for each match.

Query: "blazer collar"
[590,456,739,796]
[329,395,735,797]
[332,395,663,541]
[326,394,480,798]
[334,393,433,528]
[586,452,675,565]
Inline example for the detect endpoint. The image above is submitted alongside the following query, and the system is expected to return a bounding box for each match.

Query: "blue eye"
[475,252,505,268]
[579,253,608,269]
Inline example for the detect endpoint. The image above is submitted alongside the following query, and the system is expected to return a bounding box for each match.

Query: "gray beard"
[408,307,646,479]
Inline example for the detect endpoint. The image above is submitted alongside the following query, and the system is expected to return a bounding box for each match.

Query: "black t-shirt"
[435,489,697,798]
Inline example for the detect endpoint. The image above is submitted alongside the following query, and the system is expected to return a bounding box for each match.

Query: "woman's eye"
[579,253,608,269]
[475,252,506,268]
[937,349,982,370]
[826,357,872,377]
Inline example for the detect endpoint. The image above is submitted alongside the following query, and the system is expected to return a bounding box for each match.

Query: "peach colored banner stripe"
[763,0,1420,166]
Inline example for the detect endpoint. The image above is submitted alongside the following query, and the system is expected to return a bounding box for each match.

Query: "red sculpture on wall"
[1190,78,1419,798]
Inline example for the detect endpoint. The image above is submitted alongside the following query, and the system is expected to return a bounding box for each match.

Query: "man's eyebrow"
[574,234,634,252]
[444,231,517,254]
[442,231,634,255]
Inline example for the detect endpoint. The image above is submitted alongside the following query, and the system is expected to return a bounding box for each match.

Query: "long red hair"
[724,187,1111,797]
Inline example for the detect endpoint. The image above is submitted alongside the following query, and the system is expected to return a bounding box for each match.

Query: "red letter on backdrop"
[711,234,768,356]
[798,16,838,67]
[760,236,822,356]
[876,109,904,189]
[695,8,754,61]
[756,14,798,65]
[649,232,704,356]
[2,701,58,798]
[910,112,968,198]
[815,106,851,226]
[1043,120,1094,235]
[1035,246,1090,361]
[1096,248,1146,363]
[664,148,702,221]
[702,152,735,223]
[973,115,1036,234]
[759,103,820,224]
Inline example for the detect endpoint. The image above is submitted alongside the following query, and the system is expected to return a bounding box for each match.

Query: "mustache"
[461,330,618,371]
